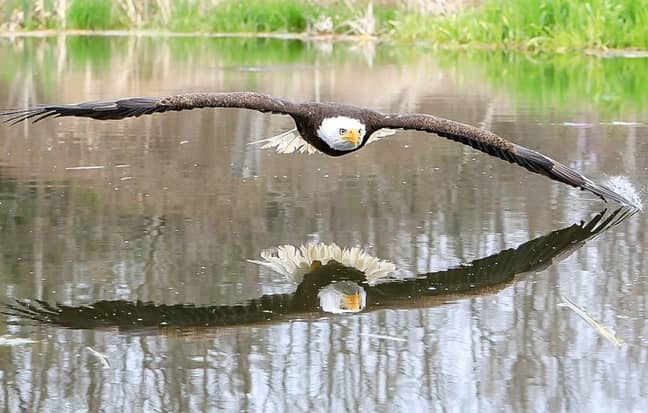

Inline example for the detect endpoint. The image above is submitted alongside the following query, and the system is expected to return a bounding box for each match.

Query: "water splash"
[605,176,643,210]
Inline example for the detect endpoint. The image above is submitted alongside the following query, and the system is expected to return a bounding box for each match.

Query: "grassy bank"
[2,0,648,52]
[1,0,396,34]
[397,0,648,51]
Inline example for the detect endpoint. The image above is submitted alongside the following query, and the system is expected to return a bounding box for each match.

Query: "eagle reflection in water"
[4,208,635,332]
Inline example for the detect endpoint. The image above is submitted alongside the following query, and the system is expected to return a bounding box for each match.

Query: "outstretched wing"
[0,92,300,124]
[376,113,632,205]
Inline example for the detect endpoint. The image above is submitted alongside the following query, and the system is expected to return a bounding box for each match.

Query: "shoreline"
[2,30,648,57]
[0,29,379,42]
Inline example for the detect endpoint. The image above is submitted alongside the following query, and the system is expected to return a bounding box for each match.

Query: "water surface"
[1,37,647,412]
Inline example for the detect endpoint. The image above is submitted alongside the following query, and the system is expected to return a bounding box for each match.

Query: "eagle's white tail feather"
[248,128,396,155]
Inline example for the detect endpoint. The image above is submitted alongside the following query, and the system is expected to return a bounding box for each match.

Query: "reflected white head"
[316,116,366,151]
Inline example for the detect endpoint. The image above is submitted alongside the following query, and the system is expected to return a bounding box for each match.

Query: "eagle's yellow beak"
[343,129,360,146]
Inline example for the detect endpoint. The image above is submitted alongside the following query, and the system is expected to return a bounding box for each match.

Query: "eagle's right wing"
[1,92,300,124]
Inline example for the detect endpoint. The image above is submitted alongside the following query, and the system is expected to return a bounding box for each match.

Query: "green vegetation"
[396,0,648,51]
[0,0,392,35]
[1,0,647,52]
[170,0,317,33]
[67,0,115,30]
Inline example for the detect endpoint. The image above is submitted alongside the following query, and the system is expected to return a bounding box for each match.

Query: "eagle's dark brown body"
[0,91,634,205]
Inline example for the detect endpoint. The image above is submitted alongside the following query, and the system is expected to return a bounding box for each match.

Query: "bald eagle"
[0,92,631,205]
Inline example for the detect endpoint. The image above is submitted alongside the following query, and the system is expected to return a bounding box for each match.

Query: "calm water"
[1,36,647,412]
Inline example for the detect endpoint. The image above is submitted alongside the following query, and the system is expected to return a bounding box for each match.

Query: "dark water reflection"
[6,208,634,331]
[1,37,648,411]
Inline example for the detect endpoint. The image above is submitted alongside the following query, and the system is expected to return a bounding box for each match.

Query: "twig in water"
[360,333,407,342]
[558,295,624,347]
[86,346,110,368]
[0,335,37,346]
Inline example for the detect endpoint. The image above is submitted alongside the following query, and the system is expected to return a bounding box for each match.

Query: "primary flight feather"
[0,91,632,205]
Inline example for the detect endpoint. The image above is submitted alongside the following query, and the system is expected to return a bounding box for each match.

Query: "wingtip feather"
[582,181,637,207]
[514,144,634,207]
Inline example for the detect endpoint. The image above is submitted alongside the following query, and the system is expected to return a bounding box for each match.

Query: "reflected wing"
[3,262,366,330]
[376,113,632,205]
[4,294,298,330]
[0,92,300,124]
[371,207,635,302]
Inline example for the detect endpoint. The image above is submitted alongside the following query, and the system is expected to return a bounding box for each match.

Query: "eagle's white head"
[317,116,366,151]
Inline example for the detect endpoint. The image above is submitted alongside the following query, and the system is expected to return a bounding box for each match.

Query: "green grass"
[2,0,395,35]
[2,0,648,52]
[392,0,648,51]
[169,0,397,34]
[67,0,118,30]
[179,0,312,32]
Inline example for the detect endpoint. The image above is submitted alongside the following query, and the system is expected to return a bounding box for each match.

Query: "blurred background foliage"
[2,1,647,51]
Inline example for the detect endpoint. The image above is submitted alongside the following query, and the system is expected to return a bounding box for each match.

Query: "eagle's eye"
[338,128,347,135]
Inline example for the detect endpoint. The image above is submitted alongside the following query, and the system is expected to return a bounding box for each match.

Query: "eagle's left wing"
[1,92,299,124]
[375,113,632,205]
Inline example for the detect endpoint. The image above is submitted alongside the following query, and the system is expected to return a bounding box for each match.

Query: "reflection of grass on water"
[437,51,648,116]
[2,35,647,117]
[0,35,374,78]
[67,36,114,67]
[166,37,314,65]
